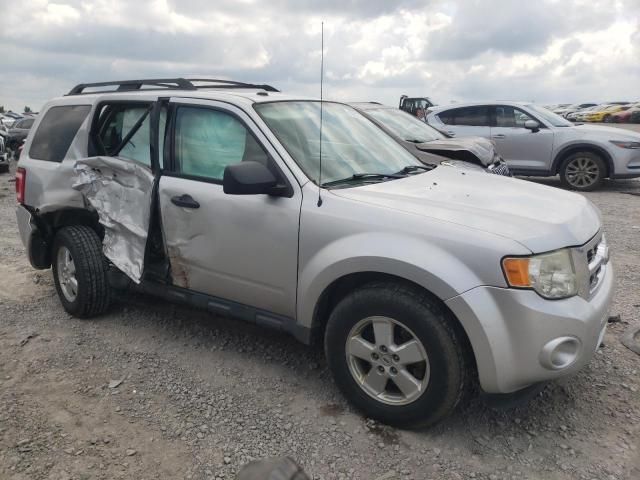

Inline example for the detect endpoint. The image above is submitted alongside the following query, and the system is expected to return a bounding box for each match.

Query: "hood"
[331,167,600,253]
[415,136,496,166]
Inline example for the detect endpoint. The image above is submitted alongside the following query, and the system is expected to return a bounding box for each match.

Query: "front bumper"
[446,261,614,393]
[609,146,640,178]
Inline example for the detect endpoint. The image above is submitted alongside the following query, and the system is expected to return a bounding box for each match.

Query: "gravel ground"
[0,159,639,480]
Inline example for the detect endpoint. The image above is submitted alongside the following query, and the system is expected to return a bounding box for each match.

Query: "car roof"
[348,102,393,111]
[47,88,318,110]
[427,101,533,113]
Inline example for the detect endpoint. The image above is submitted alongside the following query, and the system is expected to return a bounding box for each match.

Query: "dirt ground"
[1,154,639,479]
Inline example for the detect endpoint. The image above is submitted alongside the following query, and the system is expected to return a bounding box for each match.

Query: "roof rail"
[66,77,280,96]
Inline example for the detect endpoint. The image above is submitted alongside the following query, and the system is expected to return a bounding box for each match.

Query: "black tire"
[603,114,611,123]
[52,226,110,318]
[324,282,472,428]
[0,164,9,174]
[559,151,606,191]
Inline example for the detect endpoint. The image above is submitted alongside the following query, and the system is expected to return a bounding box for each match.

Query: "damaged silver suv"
[16,78,614,427]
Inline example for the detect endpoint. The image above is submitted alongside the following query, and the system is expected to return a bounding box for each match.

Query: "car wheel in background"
[324,281,473,428]
[52,226,111,318]
[559,151,606,191]
[603,114,612,123]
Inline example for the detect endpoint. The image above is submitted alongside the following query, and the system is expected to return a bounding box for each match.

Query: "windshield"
[365,107,445,143]
[255,101,424,185]
[529,104,572,127]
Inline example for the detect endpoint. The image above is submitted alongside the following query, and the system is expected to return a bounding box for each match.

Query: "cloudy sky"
[1,0,639,112]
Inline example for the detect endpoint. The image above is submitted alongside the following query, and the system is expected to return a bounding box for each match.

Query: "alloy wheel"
[57,246,78,302]
[345,316,430,406]
[565,156,600,189]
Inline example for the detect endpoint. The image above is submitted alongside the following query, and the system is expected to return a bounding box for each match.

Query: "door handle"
[171,194,200,209]
[446,131,456,137]
[492,134,506,139]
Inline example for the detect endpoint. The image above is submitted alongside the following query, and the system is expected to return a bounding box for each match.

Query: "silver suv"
[15,79,614,427]
[427,101,640,190]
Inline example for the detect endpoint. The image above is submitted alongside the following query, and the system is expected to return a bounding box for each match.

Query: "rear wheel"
[324,282,472,428]
[559,151,606,191]
[52,226,110,318]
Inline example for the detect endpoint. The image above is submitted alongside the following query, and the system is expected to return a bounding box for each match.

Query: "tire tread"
[53,226,110,318]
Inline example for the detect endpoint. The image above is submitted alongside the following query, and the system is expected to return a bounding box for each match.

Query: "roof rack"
[66,78,280,96]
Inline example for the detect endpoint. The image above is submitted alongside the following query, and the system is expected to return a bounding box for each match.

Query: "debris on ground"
[19,333,38,346]
[108,378,124,389]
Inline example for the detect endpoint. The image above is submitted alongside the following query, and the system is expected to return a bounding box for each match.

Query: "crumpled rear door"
[73,156,154,283]
[70,100,161,283]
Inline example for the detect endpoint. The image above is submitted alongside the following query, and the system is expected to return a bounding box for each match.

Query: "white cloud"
[0,0,638,111]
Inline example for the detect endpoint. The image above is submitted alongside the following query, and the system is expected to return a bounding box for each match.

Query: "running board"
[138,282,312,344]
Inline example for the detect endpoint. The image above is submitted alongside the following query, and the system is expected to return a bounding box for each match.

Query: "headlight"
[610,140,640,149]
[502,249,578,299]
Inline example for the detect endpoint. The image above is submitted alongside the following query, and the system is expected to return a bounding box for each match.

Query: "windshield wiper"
[321,172,405,188]
[395,165,436,175]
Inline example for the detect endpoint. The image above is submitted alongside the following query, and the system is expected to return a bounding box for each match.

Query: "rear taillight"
[16,167,26,204]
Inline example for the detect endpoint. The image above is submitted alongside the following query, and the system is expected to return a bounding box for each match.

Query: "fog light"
[540,337,581,370]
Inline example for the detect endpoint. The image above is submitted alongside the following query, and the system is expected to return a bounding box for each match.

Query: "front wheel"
[559,152,606,191]
[324,282,472,428]
[52,226,111,318]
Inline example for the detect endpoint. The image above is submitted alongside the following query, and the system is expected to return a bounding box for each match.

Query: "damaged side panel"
[72,156,154,283]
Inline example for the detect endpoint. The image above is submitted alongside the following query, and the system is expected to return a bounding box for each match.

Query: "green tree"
[0,106,5,114]
[24,106,32,113]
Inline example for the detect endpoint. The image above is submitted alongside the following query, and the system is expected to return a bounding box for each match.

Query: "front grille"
[584,234,608,297]
[488,161,512,177]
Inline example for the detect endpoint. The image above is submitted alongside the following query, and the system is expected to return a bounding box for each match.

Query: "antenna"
[317,21,324,207]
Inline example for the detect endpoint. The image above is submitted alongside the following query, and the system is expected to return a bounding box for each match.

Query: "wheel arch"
[308,271,477,377]
[552,143,613,177]
[27,208,102,269]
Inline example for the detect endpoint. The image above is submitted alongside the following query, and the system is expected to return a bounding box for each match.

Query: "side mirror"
[223,161,280,195]
[524,120,540,132]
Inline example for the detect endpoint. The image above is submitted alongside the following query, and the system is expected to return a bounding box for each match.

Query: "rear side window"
[438,107,490,126]
[94,103,153,167]
[29,105,91,162]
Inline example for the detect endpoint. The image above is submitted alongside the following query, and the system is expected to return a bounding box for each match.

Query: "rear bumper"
[446,262,614,393]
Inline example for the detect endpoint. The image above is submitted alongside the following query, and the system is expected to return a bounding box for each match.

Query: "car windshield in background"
[529,104,573,127]
[255,101,425,185]
[365,107,446,143]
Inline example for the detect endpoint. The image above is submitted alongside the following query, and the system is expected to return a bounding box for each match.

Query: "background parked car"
[426,101,640,190]
[0,134,9,172]
[7,116,35,155]
[582,104,631,123]
[567,105,603,122]
[554,103,597,118]
[350,102,510,175]
[398,95,435,117]
[1,112,22,128]
[610,102,640,123]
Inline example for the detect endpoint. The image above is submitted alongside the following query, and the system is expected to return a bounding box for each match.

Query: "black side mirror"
[223,161,281,195]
